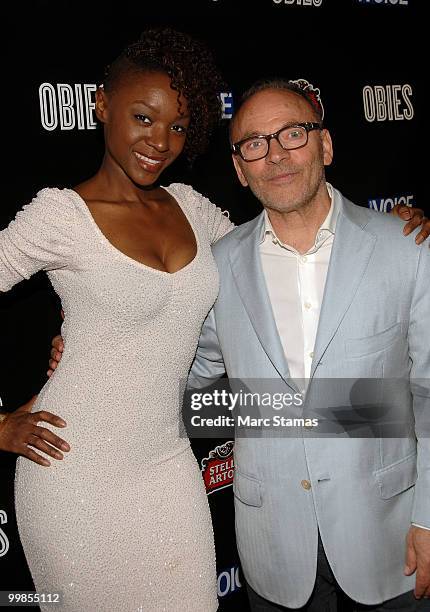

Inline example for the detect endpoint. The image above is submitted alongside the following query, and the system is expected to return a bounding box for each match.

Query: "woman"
[0,27,232,611]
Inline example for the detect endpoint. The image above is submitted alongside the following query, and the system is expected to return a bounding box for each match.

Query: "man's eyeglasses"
[231,122,323,162]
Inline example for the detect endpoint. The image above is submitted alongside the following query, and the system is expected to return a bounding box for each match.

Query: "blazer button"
[301,479,311,490]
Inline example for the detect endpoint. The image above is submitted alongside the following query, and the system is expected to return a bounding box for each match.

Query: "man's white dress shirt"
[260,183,337,388]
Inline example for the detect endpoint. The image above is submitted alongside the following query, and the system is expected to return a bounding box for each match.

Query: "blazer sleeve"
[187,307,226,390]
[0,188,76,292]
[409,244,430,528]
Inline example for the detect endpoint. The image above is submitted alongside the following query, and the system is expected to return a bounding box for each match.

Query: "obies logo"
[273,0,323,6]
[0,401,10,558]
[368,194,414,213]
[39,83,98,131]
[201,441,234,495]
[217,565,242,598]
[362,84,413,122]
[0,510,10,558]
[39,83,234,130]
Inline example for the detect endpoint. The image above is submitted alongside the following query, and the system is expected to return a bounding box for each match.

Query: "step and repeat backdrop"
[1,1,421,610]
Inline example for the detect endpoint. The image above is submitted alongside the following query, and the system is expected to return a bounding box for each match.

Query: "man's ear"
[321,128,333,167]
[95,87,109,124]
[232,155,249,187]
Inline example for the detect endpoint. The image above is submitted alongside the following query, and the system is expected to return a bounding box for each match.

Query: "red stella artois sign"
[201,441,235,495]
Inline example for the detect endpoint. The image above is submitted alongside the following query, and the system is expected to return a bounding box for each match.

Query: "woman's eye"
[135,114,151,124]
[172,125,187,134]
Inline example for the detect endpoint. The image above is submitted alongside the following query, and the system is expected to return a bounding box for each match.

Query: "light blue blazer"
[188,187,430,607]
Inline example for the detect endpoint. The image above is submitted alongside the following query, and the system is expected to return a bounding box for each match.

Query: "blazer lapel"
[229,213,297,389]
[310,195,376,379]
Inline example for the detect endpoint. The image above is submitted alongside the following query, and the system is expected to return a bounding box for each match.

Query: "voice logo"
[357,0,408,5]
[368,194,414,213]
[273,0,323,5]
[362,84,413,122]
[0,511,10,558]
[221,92,234,119]
[217,565,242,598]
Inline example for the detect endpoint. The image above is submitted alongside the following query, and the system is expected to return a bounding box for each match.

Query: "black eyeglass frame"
[231,121,323,161]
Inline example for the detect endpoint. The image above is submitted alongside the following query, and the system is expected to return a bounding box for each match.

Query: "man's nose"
[266,137,291,163]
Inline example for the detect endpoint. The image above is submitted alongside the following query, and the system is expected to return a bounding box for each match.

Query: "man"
[186,80,430,611]
[46,80,429,610]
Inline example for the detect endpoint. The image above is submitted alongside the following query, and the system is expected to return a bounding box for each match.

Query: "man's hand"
[0,396,70,467]
[47,335,64,377]
[404,525,430,599]
[391,205,430,245]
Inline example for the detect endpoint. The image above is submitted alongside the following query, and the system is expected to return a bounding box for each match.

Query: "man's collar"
[260,182,339,251]
[319,182,337,234]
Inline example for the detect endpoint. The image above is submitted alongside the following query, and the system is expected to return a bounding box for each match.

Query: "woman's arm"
[0,188,75,464]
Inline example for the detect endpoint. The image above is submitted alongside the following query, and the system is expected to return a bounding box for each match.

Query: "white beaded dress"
[0,183,233,612]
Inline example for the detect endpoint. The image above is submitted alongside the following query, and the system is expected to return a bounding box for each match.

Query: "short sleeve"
[0,188,76,292]
[166,183,234,245]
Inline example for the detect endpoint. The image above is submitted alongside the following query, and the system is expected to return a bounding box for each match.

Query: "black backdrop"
[0,1,422,610]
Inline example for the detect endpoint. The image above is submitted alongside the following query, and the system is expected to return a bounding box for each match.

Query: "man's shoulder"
[212,215,261,257]
[341,195,421,253]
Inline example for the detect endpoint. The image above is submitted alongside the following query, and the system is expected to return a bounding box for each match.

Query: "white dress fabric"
[0,183,233,612]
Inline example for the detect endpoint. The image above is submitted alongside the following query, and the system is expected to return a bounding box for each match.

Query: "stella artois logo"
[201,441,235,495]
[288,78,324,120]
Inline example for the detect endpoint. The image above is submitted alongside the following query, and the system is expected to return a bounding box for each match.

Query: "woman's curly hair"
[103,27,226,164]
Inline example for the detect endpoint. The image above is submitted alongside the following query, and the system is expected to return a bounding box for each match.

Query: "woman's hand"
[391,204,430,245]
[47,335,64,377]
[0,396,70,466]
